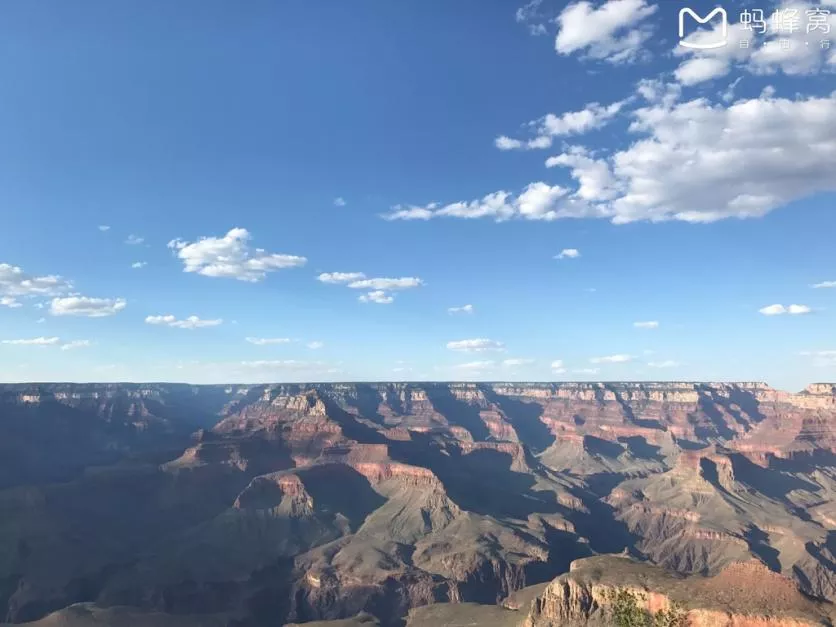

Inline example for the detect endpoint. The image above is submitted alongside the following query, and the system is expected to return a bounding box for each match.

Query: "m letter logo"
[678,7,728,49]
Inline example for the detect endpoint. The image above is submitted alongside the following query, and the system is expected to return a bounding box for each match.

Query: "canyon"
[0,381,834,626]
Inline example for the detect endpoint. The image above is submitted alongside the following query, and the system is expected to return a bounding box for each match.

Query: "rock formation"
[0,381,834,626]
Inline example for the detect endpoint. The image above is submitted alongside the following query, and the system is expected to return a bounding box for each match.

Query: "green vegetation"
[607,589,687,627]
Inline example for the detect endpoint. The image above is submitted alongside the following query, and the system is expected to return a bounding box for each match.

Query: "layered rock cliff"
[0,381,834,626]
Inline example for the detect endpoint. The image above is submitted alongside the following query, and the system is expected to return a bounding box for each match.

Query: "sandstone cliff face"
[519,557,832,627]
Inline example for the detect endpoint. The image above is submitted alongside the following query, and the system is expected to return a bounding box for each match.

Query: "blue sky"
[1,0,834,390]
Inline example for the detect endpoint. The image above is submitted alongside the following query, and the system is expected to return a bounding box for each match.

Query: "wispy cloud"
[2,337,61,346]
[307,341,324,350]
[125,234,145,245]
[551,359,567,374]
[503,358,535,366]
[145,315,223,329]
[334,197,347,207]
[61,340,92,351]
[633,320,659,329]
[131,261,147,269]
[447,338,505,352]
[590,354,633,364]
[453,360,496,371]
[448,304,474,314]
[245,337,292,345]
[811,281,836,289]
[648,360,679,368]
[98,225,111,232]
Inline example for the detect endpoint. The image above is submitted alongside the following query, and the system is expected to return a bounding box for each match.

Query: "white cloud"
[550,359,567,374]
[168,228,307,282]
[334,197,347,207]
[131,262,147,269]
[245,337,292,345]
[516,0,549,35]
[555,0,658,63]
[590,353,633,363]
[633,320,659,329]
[648,360,679,368]
[125,234,145,245]
[555,248,581,259]
[61,340,92,351]
[759,304,811,316]
[448,304,474,314]
[409,92,836,227]
[496,101,624,150]
[317,272,367,284]
[550,91,836,224]
[2,337,60,346]
[447,338,505,352]
[36,317,45,324]
[50,296,126,317]
[546,148,618,202]
[359,290,394,304]
[812,281,836,289]
[495,136,524,150]
[503,358,535,366]
[98,225,110,232]
[307,341,324,350]
[145,315,223,329]
[573,367,600,374]
[0,297,22,308]
[348,277,424,290]
[0,263,71,298]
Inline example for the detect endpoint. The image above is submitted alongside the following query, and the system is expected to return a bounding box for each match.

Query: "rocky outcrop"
[518,556,833,627]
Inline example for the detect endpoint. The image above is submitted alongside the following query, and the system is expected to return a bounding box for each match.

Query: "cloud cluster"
[145,314,223,329]
[403,90,836,225]
[168,228,307,282]
[495,101,624,150]
[758,304,811,316]
[51,296,126,317]
[0,263,71,301]
[555,0,658,63]
[318,271,424,304]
